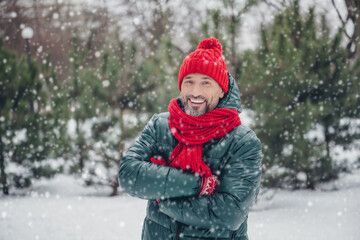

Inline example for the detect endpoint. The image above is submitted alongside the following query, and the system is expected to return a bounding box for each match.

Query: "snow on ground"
[1,170,360,240]
[249,170,360,240]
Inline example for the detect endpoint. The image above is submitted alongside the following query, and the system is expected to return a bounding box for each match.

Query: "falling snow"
[0,0,359,239]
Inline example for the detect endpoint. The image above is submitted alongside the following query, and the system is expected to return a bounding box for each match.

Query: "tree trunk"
[230,15,238,76]
[110,176,119,197]
[76,118,84,172]
[0,137,9,195]
[119,109,125,161]
[324,124,331,158]
[354,7,360,60]
[343,0,360,59]
[110,108,126,196]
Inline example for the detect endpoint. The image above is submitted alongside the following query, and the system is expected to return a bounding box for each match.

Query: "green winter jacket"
[118,73,262,240]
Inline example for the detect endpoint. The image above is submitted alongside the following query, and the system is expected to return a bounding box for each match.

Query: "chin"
[185,106,206,117]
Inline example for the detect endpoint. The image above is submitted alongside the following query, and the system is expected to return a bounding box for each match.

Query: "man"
[118,38,262,240]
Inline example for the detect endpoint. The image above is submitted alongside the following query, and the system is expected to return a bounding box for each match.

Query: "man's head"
[178,38,228,116]
[181,73,224,116]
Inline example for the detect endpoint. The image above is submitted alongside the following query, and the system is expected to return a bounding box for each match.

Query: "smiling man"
[181,73,224,117]
[118,38,262,240]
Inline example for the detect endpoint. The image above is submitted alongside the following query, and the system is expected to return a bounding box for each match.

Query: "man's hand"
[200,175,218,195]
[151,157,218,196]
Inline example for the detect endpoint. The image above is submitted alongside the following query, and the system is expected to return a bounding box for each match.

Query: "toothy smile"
[190,99,205,104]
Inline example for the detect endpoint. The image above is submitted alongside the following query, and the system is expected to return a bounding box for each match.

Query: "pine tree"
[67,36,101,174]
[239,0,360,189]
[0,38,69,194]
[76,34,175,195]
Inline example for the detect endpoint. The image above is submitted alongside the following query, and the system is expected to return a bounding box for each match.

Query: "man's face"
[181,73,225,117]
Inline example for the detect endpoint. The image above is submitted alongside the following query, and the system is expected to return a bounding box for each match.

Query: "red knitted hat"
[178,38,228,93]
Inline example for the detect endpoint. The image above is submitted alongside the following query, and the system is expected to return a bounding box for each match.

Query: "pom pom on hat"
[197,38,222,52]
[178,38,228,93]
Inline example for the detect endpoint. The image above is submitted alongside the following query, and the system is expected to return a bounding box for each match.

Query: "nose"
[189,82,203,97]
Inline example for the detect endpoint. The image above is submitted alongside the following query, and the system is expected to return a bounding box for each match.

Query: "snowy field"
[1,170,360,240]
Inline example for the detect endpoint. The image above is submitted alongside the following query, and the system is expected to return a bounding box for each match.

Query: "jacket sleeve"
[158,131,262,231]
[118,114,202,200]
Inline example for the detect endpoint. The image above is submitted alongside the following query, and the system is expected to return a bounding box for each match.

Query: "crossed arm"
[118,114,262,231]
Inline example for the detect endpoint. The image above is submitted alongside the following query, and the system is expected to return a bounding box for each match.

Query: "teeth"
[190,99,204,103]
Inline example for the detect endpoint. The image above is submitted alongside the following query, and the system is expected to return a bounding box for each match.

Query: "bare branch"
[331,0,352,40]
[262,0,281,11]
[238,0,259,16]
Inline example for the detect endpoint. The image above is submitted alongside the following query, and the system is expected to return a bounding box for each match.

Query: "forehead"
[183,73,215,81]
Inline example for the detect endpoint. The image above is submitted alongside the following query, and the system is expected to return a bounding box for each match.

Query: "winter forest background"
[0,0,360,239]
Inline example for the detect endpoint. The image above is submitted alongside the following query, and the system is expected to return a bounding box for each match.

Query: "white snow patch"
[240,109,256,128]
[1,170,358,240]
[13,129,27,145]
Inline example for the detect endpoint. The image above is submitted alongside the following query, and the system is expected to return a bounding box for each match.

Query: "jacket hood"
[216,73,242,113]
[177,72,242,113]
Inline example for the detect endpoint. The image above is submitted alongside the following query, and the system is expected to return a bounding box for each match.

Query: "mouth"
[184,97,208,116]
[189,98,205,104]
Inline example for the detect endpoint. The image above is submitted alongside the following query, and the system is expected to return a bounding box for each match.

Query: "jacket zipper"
[231,230,236,239]
[175,222,183,240]
[176,223,235,239]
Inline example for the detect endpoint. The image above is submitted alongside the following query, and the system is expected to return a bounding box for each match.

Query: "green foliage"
[66,37,101,173]
[72,36,177,195]
[239,1,360,189]
[0,38,69,194]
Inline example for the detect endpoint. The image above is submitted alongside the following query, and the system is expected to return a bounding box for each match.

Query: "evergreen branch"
[102,151,119,163]
[171,44,185,55]
[241,67,282,99]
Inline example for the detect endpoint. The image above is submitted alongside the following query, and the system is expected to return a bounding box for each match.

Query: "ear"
[219,89,225,98]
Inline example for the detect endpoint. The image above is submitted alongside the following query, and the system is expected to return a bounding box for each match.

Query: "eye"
[202,81,210,85]
[184,80,193,84]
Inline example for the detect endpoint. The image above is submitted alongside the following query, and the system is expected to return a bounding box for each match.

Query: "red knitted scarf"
[168,99,241,178]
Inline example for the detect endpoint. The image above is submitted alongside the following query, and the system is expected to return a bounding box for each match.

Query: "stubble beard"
[184,105,207,117]
[183,98,209,117]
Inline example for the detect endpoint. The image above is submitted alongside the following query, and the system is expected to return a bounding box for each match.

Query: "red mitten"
[200,175,218,195]
[150,157,168,166]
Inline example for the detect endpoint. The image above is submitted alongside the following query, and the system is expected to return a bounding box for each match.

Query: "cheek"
[210,91,220,100]
[181,89,188,98]
[181,94,187,103]
[216,87,224,98]
[208,92,221,105]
